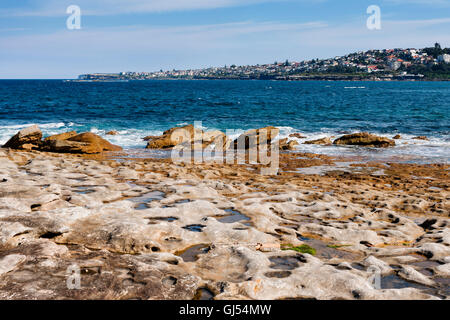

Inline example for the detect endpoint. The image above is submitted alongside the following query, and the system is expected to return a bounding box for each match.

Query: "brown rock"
[304,137,332,145]
[202,130,230,151]
[21,144,37,151]
[143,135,159,141]
[279,138,299,150]
[44,131,78,142]
[233,126,280,150]
[146,125,203,149]
[289,133,305,139]
[333,132,395,148]
[413,136,429,141]
[68,133,122,151]
[41,139,98,154]
[42,132,122,154]
[393,134,401,140]
[106,130,119,136]
[2,125,42,150]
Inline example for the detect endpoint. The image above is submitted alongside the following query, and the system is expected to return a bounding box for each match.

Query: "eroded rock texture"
[0,148,448,300]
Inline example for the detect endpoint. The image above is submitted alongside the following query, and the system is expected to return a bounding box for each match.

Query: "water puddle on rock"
[147,216,179,224]
[353,263,448,298]
[73,186,96,195]
[182,224,206,232]
[162,199,193,208]
[176,244,211,262]
[269,255,305,270]
[297,235,361,260]
[174,199,192,204]
[264,270,291,278]
[380,273,437,296]
[434,277,450,297]
[193,287,215,300]
[410,260,440,277]
[218,209,252,226]
[129,191,166,210]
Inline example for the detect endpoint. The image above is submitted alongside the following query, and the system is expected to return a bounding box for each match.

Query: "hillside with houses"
[78,43,450,81]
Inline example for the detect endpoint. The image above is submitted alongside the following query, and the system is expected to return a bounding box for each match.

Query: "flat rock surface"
[0,149,448,300]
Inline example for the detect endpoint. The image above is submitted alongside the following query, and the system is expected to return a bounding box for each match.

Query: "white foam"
[0,123,448,163]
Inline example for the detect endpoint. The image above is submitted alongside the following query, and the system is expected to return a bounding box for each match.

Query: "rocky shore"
[0,125,448,300]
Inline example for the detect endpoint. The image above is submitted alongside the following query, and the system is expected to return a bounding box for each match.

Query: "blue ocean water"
[0,80,449,162]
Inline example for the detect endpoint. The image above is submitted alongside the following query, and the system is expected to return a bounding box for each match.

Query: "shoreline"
[64,78,450,82]
[0,148,448,300]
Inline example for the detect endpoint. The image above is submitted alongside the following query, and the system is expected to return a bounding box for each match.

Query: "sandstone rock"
[202,130,230,151]
[434,263,450,277]
[279,138,299,150]
[146,125,229,151]
[2,125,42,150]
[21,144,35,151]
[361,256,392,275]
[397,265,435,287]
[42,132,122,154]
[0,254,26,276]
[143,135,159,141]
[44,131,78,142]
[0,222,32,245]
[393,134,401,139]
[0,146,448,300]
[304,137,332,145]
[146,125,203,149]
[413,136,429,141]
[333,132,395,148]
[289,133,305,139]
[417,243,450,260]
[106,130,119,135]
[68,133,122,151]
[233,126,279,150]
[177,130,230,151]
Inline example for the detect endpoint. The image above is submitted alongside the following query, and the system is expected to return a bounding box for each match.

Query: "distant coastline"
[66,76,449,82]
[76,44,450,82]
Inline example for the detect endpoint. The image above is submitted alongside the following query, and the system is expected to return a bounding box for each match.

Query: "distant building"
[437,54,450,63]
[387,60,402,71]
[367,65,378,72]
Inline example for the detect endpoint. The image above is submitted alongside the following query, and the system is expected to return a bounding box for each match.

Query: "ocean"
[0,79,449,163]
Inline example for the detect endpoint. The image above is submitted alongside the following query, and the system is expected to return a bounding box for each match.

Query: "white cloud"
[2,0,289,17]
[383,0,450,6]
[1,17,449,78]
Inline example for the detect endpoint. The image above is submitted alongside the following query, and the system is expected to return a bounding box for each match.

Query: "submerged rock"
[2,125,42,150]
[413,136,429,141]
[106,130,119,135]
[333,132,395,148]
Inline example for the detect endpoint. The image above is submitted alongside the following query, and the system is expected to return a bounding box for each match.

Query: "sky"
[1,0,450,78]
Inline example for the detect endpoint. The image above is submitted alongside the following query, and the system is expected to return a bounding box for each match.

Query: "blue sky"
[1,0,450,78]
